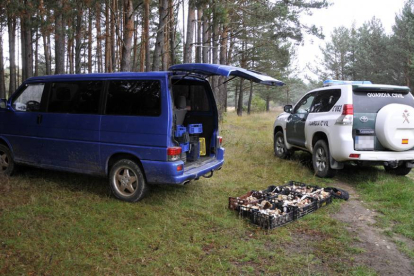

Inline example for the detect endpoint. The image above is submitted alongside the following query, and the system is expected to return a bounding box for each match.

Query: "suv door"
[286,93,316,147]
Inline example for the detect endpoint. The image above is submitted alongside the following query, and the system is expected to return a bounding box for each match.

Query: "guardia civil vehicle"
[273,80,414,178]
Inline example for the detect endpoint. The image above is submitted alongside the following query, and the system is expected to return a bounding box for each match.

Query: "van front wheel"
[109,159,148,202]
[0,144,15,176]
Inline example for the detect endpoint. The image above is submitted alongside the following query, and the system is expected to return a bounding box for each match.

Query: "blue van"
[0,64,283,201]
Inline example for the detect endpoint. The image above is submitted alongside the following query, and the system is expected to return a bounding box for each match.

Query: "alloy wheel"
[113,167,138,197]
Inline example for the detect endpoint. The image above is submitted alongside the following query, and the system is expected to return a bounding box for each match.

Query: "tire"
[109,159,148,202]
[384,164,412,176]
[0,144,15,176]
[312,140,336,178]
[274,131,292,159]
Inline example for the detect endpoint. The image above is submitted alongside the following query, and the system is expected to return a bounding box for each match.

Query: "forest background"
[0,0,414,117]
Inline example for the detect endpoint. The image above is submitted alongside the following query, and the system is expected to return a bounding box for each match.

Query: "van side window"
[311,89,341,113]
[12,84,45,112]
[106,80,161,116]
[47,81,102,114]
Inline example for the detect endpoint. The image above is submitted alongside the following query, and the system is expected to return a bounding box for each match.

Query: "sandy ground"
[332,182,414,275]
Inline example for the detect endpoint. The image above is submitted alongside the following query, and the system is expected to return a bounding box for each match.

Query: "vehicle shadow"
[10,165,189,202]
[12,165,110,198]
[292,152,382,184]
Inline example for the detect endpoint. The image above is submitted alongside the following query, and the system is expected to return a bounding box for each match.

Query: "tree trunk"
[234,83,238,109]
[39,0,51,75]
[143,0,150,71]
[247,81,253,114]
[237,78,244,116]
[227,29,235,64]
[105,0,112,72]
[121,0,133,71]
[75,6,83,74]
[67,17,74,74]
[140,5,146,72]
[237,41,246,116]
[161,0,169,70]
[0,31,6,98]
[195,9,202,63]
[21,16,26,80]
[88,8,93,73]
[110,0,116,72]
[152,0,164,71]
[21,5,33,81]
[34,30,39,76]
[44,33,51,75]
[266,95,270,112]
[96,2,103,73]
[55,0,65,74]
[219,21,229,115]
[202,6,209,63]
[183,4,195,63]
[132,18,138,71]
[168,0,175,66]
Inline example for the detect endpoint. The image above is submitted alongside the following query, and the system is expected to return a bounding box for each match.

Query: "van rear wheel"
[109,159,148,202]
[0,144,15,176]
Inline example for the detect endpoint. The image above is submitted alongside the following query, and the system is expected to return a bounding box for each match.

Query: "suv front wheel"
[312,140,336,178]
[274,131,291,159]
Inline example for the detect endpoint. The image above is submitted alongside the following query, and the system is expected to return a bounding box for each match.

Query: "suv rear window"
[353,91,414,113]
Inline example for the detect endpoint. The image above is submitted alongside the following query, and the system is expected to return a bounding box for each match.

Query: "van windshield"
[353,91,414,113]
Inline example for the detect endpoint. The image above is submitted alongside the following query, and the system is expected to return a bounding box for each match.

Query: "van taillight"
[218,136,223,146]
[167,147,182,161]
[342,104,354,115]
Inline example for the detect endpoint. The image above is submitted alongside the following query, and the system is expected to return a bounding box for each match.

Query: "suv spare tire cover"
[375,103,414,151]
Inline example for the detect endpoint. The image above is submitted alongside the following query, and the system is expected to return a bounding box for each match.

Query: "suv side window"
[293,93,316,115]
[311,89,341,113]
[47,81,102,114]
[106,80,161,116]
[12,84,46,112]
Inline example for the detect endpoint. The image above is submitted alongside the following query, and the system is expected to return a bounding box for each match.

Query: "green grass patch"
[0,111,398,275]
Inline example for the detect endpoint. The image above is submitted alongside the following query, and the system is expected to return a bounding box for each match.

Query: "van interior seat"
[175,96,187,125]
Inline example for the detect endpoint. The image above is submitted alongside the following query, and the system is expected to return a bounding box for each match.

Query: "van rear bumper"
[141,149,225,185]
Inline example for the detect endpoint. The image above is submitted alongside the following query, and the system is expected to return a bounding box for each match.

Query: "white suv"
[273,80,414,178]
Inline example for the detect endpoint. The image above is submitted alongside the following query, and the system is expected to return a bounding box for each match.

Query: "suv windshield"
[353,91,414,113]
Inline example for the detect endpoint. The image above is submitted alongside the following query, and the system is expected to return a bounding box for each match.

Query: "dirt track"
[332,182,414,275]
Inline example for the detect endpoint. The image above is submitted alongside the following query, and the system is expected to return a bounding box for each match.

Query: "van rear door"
[169,63,285,86]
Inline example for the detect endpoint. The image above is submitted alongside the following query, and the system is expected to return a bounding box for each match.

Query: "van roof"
[25,72,170,83]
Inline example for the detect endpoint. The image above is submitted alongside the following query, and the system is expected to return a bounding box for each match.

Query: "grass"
[1,111,413,275]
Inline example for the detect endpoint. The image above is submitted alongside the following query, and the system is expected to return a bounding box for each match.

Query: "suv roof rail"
[323,79,372,87]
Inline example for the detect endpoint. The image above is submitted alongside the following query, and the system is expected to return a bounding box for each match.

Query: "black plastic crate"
[293,199,318,219]
[316,194,333,209]
[238,205,259,218]
[250,210,295,229]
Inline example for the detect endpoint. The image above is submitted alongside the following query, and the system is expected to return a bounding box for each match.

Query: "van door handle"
[37,114,43,124]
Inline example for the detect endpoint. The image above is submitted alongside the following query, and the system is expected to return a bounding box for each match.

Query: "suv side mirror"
[0,99,7,109]
[284,104,292,113]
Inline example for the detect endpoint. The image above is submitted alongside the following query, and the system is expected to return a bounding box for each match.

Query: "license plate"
[355,136,374,150]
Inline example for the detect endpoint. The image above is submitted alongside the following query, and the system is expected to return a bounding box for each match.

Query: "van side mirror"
[284,104,292,113]
[0,99,7,109]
